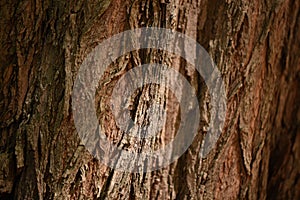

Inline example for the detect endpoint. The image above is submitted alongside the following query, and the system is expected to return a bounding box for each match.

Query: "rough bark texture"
[0,0,299,199]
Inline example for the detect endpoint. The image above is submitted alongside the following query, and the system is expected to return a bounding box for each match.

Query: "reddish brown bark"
[0,0,299,199]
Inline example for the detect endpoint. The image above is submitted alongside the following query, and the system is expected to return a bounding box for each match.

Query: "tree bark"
[0,0,299,199]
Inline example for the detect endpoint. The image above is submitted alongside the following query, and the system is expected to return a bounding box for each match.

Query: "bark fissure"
[0,0,299,199]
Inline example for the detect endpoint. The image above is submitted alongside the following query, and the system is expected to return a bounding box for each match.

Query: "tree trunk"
[0,0,299,199]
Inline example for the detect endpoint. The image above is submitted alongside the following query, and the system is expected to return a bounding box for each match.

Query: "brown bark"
[0,0,299,199]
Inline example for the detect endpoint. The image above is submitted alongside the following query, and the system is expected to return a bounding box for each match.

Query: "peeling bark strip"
[0,0,299,199]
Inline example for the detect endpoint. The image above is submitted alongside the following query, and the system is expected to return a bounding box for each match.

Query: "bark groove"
[0,0,299,199]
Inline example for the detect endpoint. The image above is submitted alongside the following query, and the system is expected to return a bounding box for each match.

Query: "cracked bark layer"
[0,0,299,199]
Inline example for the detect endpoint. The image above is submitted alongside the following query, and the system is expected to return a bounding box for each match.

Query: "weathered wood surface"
[0,0,299,199]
